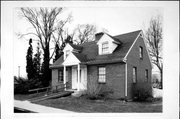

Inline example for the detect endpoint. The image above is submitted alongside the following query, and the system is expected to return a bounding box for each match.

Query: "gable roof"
[69,43,83,51]
[72,52,87,62]
[106,33,122,44]
[50,55,64,68]
[50,30,142,68]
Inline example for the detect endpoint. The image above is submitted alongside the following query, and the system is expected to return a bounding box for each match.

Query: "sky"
[13,6,163,77]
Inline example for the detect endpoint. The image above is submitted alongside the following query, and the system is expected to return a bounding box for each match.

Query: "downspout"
[123,58,128,101]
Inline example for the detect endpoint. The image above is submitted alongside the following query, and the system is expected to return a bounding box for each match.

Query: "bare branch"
[17,32,39,39]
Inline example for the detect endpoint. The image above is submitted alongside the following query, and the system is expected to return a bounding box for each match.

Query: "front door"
[72,67,78,89]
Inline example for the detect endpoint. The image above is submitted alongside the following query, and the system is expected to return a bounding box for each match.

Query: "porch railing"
[28,81,70,94]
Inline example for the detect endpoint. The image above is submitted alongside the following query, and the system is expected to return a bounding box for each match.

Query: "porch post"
[64,65,66,90]
[77,64,80,91]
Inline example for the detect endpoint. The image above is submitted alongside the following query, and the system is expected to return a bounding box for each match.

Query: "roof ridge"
[113,30,142,37]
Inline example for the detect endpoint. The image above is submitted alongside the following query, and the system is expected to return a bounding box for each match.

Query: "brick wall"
[87,63,126,99]
[126,36,152,99]
[51,69,58,90]
[51,67,72,90]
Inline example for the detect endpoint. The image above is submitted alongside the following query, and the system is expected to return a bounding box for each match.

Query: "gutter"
[85,59,126,65]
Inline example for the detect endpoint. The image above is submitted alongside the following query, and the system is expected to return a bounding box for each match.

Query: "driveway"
[14,100,75,113]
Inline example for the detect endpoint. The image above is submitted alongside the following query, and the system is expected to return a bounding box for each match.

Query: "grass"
[32,95,162,113]
[14,93,162,113]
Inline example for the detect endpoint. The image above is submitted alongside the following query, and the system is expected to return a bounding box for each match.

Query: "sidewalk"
[14,100,75,113]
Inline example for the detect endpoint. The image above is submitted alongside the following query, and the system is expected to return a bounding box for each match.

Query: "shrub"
[14,76,42,94]
[98,84,114,99]
[86,77,101,100]
[86,77,113,100]
[132,82,152,102]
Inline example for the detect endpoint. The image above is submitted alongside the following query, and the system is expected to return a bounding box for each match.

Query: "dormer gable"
[62,52,80,66]
[97,33,121,55]
[63,43,73,60]
[63,43,83,60]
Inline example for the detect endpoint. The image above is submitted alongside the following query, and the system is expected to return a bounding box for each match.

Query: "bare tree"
[145,15,163,89]
[73,24,97,44]
[19,7,71,86]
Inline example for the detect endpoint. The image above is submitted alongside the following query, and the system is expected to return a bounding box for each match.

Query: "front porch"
[51,64,87,92]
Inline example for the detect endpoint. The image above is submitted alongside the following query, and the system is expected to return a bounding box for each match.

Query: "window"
[132,67,137,83]
[102,42,109,54]
[139,46,143,59]
[145,69,148,82]
[98,67,106,83]
[58,70,63,82]
[66,50,70,58]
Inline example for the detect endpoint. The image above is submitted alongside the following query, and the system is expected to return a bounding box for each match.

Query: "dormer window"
[102,41,109,54]
[66,50,70,58]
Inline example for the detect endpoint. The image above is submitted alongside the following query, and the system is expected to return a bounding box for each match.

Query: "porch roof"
[50,56,64,69]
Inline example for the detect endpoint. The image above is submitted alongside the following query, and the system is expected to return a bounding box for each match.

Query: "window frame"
[98,66,106,83]
[102,41,109,54]
[139,46,143,59]
[145,69,148,82]
[132,67,137,83]
[58,70,63,82]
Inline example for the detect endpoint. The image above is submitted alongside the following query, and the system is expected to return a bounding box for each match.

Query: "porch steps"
[71,90,86,97]
[28,91,74,103]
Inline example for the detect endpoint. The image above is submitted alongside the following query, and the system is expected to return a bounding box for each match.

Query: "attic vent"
[140,33,143,38]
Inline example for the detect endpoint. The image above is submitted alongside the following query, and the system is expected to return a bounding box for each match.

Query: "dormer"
[63,43,82,60]
[96,33,121,55]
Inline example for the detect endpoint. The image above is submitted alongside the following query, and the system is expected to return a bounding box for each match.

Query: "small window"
[58,70,63,82]
[98,67,106,83]
[139,46,143,59]
[145,69,148,82]
[102,42,109,54]
[132,67,137,83]
[66,50,70,58]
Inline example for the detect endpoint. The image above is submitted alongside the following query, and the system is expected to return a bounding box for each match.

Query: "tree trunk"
[160,68,163,89]
[42,44,51,87]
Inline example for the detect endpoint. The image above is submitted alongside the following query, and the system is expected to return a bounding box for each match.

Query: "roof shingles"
[50,30,141,68]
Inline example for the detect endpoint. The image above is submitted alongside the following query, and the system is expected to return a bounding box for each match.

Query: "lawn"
[32,95,162,113]
[14,93,162,113]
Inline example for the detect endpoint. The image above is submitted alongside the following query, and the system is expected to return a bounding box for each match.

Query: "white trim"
[125,62,127,98]
[77,64,80,91]
[63,65,66,90]
[62,52,80,66]
[124,31,141,59]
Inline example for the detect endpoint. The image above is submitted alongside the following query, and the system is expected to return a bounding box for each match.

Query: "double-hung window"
[98,67,106,83]
[58,70,63,82]
[145,69,148,82]
[102,42,109,54]
[132,67,137,83]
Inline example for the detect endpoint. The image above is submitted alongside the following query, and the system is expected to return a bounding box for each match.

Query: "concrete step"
[71,90,86,97]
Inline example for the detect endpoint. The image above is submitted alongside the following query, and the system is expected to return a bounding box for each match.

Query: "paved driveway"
[14,100,75,113]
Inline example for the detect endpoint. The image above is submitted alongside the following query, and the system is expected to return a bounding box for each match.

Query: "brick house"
[50,30,152,99]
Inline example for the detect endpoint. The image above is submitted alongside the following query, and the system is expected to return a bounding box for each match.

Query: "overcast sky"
[13,6,163,77]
